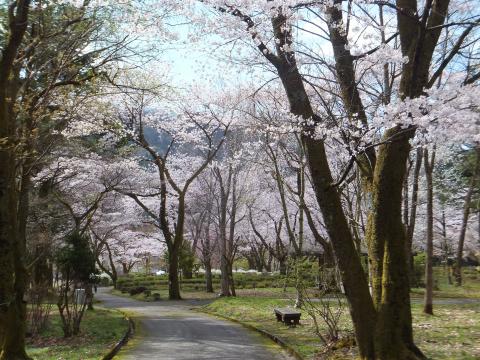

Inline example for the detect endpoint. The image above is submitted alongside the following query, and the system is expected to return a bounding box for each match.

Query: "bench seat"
[274,308,301,326]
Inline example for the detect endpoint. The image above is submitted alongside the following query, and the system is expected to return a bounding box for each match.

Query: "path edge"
[196,308,304,360]
[102,310,135,360]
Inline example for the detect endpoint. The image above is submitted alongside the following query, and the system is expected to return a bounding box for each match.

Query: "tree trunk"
[0,2,31,358]
[205,261,213,293]
[220,253,230,296]
[220,5,437,357]
[304,136,377,358]
[278,259,287,276]
[406,148,423,287]
[423,148,435,315]
[2,192,30,358]
[33,244,52,287]
[365,126,422,359]
[2,171,33,360]
[453,147,480,286]
[218,171,231,297]
[246,255,255,271]
[86,284,94,311]
[168,241,182,300]
[266,253,273,272]
[272,41,377,357]
[294,254,304,308]
[440,209,453,285]
[228,263,236,297]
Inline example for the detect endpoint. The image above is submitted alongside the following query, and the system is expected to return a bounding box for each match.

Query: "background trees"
[0,0,479,359]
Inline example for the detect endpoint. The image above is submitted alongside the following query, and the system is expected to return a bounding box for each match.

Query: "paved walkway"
[96,288,293,360]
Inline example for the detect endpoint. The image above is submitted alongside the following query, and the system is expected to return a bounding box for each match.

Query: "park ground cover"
[114,266,480,359]
[200,297,480,360]
[26,307,128,360]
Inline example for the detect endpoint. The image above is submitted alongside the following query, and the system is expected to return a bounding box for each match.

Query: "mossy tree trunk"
[0,1,32,359]
[365,126,422,358]
[223,0,453,356]
[326,0,450,355]
[269,13,377,356]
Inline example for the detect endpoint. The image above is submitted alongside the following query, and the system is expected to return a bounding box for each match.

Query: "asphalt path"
[96,288,293,360]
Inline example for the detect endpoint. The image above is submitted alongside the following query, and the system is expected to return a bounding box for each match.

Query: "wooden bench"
[274,308,301,326]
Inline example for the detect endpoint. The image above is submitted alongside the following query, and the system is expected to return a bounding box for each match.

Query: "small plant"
[55,232,97,337]
[129,286,148,295]
[293,259,345,347]
[27,285,53,336]
[413,252,427,288]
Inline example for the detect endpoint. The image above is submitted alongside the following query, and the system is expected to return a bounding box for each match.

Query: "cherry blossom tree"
[0,0,157,354]
[191,1,480,357]
[97,81,234,300]
[90,196,163,288]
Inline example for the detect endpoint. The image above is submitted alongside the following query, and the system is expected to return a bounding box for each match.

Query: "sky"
[139,3,388,91]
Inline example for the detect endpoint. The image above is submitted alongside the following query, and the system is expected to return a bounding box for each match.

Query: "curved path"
[96,288,293,360]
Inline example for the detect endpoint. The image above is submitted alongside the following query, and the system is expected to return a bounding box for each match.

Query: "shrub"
[129,286,148,296]
[55,232,97,337]
[413,252,426,288]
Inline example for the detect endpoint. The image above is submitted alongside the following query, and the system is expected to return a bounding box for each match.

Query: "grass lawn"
[27,307,128,360]
[112,266,480,359]
[110,288,218,301]
[200,297,480,360]
[110,286,303,301]
[411,267,480,299]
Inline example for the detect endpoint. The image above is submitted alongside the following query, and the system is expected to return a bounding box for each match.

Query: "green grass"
[113,266,480,358]
[412,303,480,360]
[411,267,480,299]
[199,296,348,359]
[26,307,128,360]
[111,288,219,301]
[116,272,299,294]
[111,284,307,301]
[200,296,480,360]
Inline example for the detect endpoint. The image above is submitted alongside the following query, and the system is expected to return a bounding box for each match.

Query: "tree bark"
[272,39,377,358]
[220,2,458,357]
[168,239,182,300]
[453,147,480,286]
[167,195,186,300]
[0,2,32,359]
[365,126,421,359]
[423,148,435,314]
[439,209,453,284]
[217,167,232,297]
[406,148,423,286]
[204,261,213,293]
